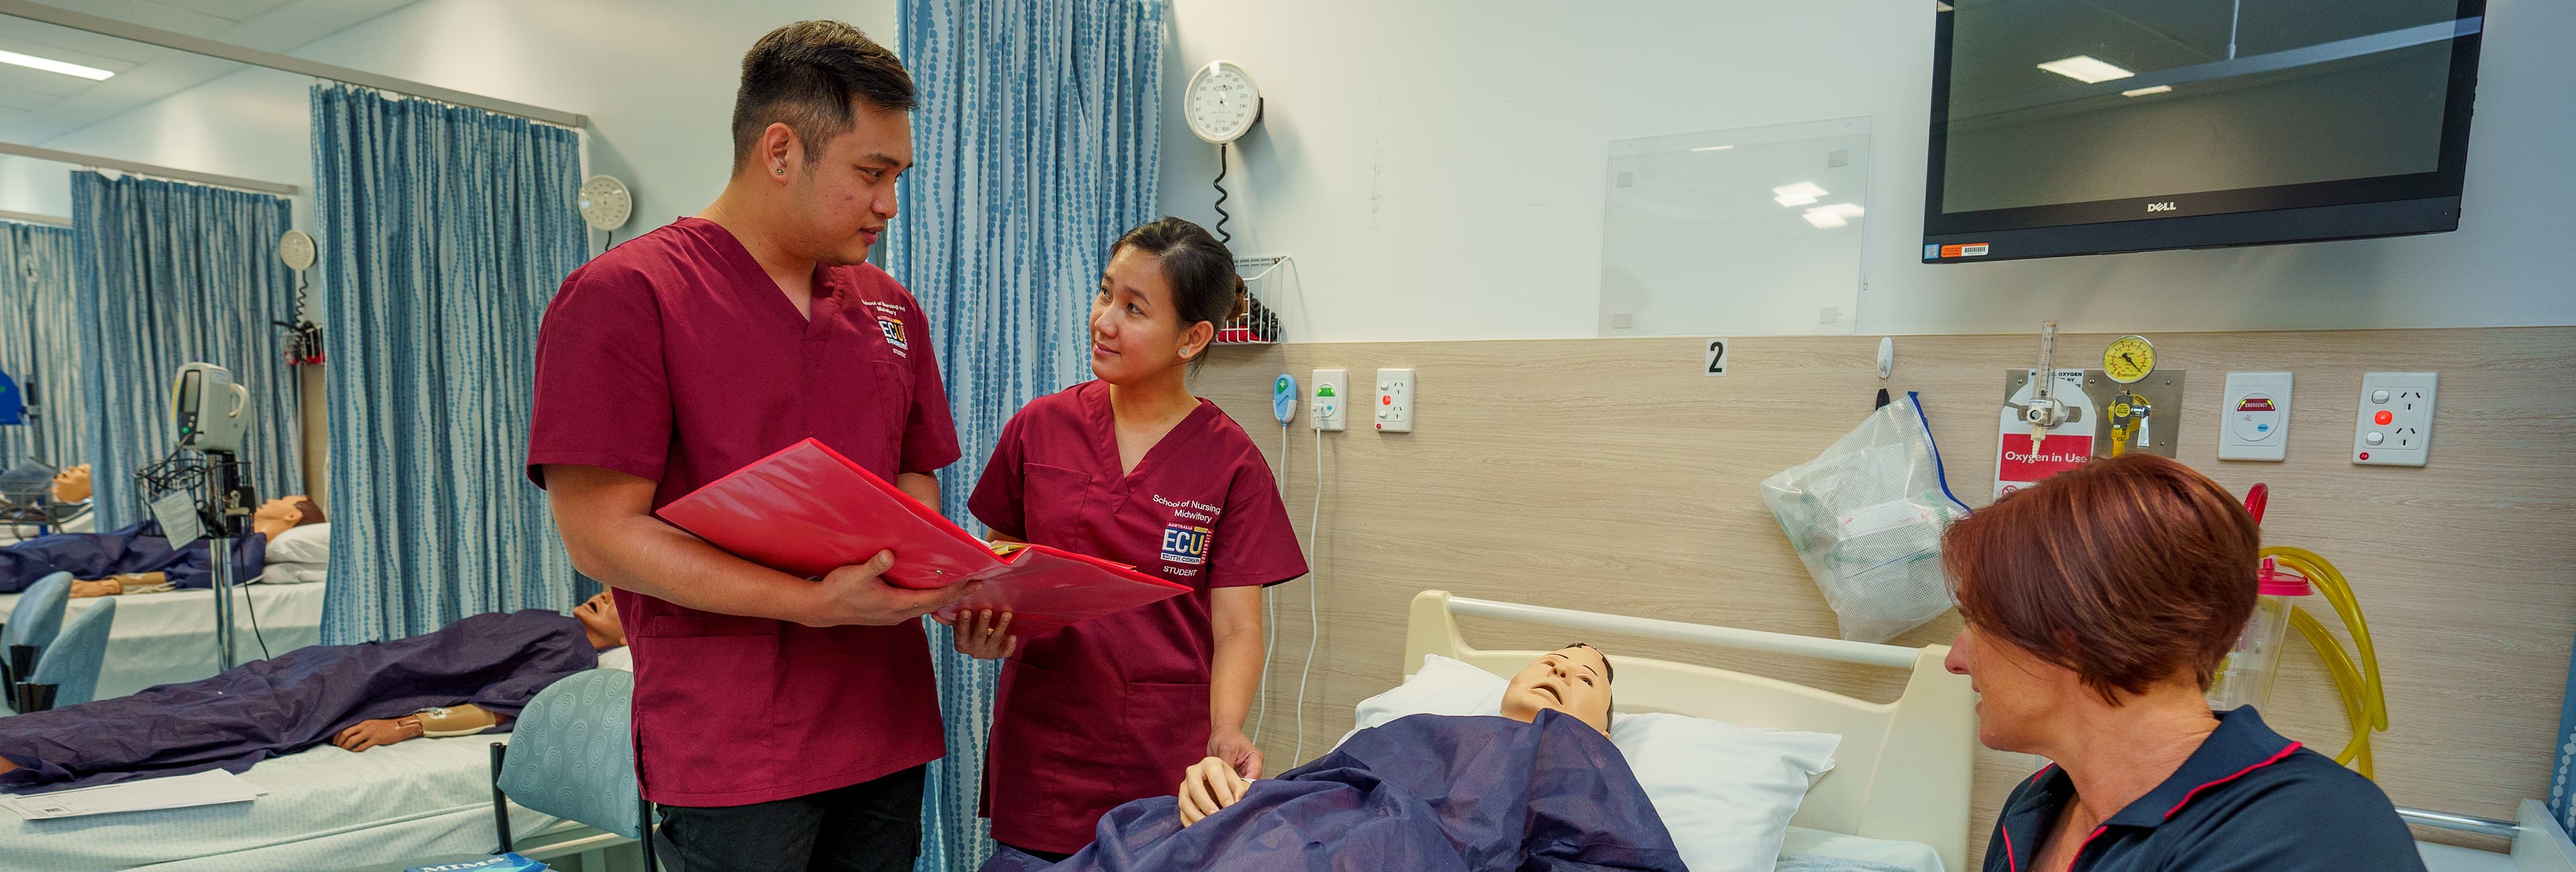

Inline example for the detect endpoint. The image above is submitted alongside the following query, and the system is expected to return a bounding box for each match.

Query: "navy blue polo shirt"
[1984,707,2424,871]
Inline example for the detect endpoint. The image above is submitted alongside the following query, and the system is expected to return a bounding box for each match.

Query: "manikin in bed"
[983,644,1690,872]
[0,592,627,792]
[0,487,322,597]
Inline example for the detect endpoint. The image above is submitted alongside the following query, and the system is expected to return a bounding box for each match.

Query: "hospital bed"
[0,579,327,700]
[0,732,624,871]
[1404,590,1975,872]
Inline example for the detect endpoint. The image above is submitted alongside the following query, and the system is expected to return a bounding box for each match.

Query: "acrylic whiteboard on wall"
[1599,117,1870,338]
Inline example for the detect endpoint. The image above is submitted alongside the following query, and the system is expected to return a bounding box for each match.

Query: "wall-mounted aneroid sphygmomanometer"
[1185,60,1284,346]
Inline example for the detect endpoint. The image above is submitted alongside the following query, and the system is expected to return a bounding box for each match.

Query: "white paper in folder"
[0,769,266,820]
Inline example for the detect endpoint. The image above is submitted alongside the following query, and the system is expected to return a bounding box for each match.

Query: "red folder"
[655,438,1191,637]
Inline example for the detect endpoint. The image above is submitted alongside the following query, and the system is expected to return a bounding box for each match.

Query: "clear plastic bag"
[1760,392,1972,643]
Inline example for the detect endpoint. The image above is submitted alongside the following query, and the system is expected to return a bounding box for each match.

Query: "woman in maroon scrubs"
[953,217,1309,861]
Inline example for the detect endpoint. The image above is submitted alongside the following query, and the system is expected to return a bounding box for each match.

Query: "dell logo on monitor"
[2146,201,2178,212]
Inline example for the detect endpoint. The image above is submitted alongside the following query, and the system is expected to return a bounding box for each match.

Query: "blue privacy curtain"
[1,221,83,472]
[70,173,301,529]
[311,83,588,643]
[2552,647,2576,835]
[884,1,1165,867]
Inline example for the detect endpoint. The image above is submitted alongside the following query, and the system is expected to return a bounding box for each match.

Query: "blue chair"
[21,594,113,711]
[491,669,653,867]
[2,572,73,709]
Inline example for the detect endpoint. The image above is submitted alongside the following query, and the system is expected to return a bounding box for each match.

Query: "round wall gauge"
[1185,60,1263,144]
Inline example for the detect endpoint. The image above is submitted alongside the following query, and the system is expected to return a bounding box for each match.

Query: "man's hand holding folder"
[804,549,984,629]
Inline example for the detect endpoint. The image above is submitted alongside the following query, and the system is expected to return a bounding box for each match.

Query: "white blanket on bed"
[0,582,328,700]
[0,734,555,871]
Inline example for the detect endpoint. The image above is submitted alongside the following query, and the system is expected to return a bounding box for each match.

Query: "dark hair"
[295,498,325,526]
[731,21,915,171]
[1943,453,2259,705]
[1108,217,1248,362]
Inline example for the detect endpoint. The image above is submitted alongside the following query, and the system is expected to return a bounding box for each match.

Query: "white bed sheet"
[0,734,557,871]
[0,581,327,700]
[1780,826,1947,872]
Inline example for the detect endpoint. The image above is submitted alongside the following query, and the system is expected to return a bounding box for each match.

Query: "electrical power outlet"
[1374,368,1415,433]
[2352,372,2436,466]
[1310,368,1347,431]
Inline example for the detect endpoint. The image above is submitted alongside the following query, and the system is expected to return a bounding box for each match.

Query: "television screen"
[1923,0,2486,262]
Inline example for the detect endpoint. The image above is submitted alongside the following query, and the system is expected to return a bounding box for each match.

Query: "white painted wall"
[12,0,2565,343]
[1157,0,2576,341]
[0,0,903,238]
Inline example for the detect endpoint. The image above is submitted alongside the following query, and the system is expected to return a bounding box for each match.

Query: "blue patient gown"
[0,609,595,792]
[0,521,267,592]
[983,710,1687,872]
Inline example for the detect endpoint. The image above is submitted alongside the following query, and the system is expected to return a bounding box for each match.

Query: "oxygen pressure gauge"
[2103,334,2156,384]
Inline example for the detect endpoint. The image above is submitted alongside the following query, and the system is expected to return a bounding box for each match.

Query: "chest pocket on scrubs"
[1020,464,1094,548]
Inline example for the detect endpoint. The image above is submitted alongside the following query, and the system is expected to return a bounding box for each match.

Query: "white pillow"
[1346,654,1841,872]
[257,563,327,585]
[1614,712,1839,872]
[596,647,633,671]
[1351,654,1509,730]
[266,522,331,565]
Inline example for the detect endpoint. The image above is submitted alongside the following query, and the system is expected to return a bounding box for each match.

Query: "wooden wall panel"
[1185,327,2576,861]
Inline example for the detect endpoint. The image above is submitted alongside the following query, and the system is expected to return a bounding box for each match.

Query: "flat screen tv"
[1923,0,2486,263]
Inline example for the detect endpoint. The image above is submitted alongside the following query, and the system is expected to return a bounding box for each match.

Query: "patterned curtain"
[1,221,81,472]
[2552,647,2576,835]
[70,174,301,529]
[884,1,1165,868]
[310,84,588,643]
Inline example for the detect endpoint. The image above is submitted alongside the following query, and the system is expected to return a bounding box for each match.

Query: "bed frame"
[1404,590,1976,872]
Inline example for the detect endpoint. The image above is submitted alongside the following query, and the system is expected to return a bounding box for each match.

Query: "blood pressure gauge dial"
[1185,60,1263,144]
[2103,334,2156,384]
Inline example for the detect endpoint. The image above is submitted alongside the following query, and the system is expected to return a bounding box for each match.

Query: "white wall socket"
[2218,372,2292,461]
[1375,368,1415,433]
[1311,368,1347,431]
[2352,372,2436,467]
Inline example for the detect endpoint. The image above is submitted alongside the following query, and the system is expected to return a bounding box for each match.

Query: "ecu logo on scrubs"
[1161,523,1213,565]
[877,317,910,351]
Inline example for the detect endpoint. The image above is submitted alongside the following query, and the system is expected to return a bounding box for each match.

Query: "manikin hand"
[1177,756,1252,827]
[332,716,423,752]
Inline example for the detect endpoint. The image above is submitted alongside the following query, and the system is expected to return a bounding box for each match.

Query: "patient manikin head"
[1500,643,1615,735]
[51,464,91,502]
[574,592,627,651]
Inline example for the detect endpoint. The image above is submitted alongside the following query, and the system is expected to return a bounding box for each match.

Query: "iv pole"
[201,449,250,670]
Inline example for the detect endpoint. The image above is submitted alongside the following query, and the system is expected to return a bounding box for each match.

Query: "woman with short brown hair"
[1943,453,2420,871]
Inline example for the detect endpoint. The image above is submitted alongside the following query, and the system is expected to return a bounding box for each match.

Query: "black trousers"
[653,765,927,872]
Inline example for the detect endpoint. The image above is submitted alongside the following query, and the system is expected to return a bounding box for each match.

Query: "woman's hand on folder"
[803,550,981,627]
[940,608,1020,659]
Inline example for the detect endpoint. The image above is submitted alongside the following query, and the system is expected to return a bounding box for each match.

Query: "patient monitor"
[172,363,252,455]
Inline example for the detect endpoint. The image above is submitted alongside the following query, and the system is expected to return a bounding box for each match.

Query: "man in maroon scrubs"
[527,21,974,872]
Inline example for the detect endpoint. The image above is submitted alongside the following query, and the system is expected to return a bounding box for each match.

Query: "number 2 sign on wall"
[1704,338,1730,376]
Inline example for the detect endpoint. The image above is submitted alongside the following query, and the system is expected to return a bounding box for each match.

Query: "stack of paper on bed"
[658,438,1193,636]
[0,769,264,820]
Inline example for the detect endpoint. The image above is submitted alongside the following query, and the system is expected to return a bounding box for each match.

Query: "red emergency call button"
[1382,396,1391,405]
[2373,410,2394,425]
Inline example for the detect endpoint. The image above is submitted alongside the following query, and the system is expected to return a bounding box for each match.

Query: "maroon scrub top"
[967,380,1309,853]
[526,217,961,807]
